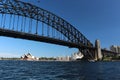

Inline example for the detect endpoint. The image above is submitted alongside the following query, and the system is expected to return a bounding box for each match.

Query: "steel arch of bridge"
[0,0,119,60]
[0,0,93,48]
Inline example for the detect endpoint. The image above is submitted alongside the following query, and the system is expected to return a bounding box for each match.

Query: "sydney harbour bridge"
[0,0,118,61]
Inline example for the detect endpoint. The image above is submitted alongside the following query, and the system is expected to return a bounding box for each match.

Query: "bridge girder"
[0,0,93,47]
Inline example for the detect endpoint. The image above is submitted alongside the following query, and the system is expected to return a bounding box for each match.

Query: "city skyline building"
[56,56,70,61]
[110,45,120,53]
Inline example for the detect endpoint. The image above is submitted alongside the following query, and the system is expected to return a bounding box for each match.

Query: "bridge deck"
[0,28,94,49]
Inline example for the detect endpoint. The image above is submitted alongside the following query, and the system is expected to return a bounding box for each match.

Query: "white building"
[110,45,120,53]
[71,51,84,60]
[21,53,39,61]
[56,56,70,61]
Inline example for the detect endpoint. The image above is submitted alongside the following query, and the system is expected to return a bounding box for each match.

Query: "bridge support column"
[94,50,98,61]
[95,40,103,61]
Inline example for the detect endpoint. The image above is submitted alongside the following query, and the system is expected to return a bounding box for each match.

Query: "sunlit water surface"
[0,60,120,80]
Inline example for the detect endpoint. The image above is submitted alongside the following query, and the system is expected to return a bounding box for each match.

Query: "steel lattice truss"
[0,0,93,47]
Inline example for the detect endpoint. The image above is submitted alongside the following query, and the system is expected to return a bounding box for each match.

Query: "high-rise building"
[56,56,70,61]
[118,46,120,53]
[110,45,120,53]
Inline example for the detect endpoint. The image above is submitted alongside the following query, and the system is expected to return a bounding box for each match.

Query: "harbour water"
[0,60,120,80]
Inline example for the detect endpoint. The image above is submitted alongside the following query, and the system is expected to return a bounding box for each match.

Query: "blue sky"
[0,0,120,57]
